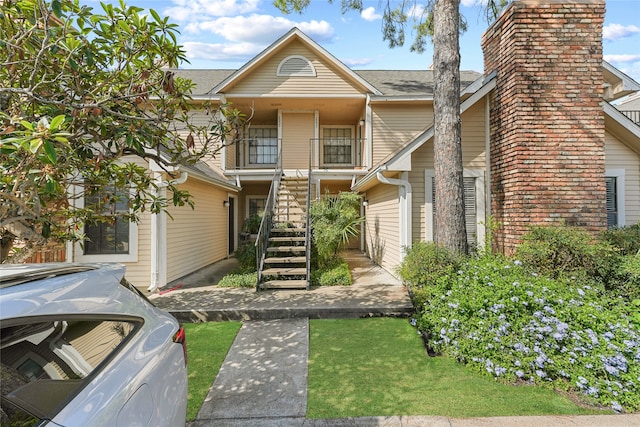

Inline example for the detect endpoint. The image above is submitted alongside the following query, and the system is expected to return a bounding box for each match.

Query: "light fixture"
[362,200,369,207]
[223,200,230,208]
[359,119,365,127]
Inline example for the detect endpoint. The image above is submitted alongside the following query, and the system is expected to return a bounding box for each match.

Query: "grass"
[183,321,242,421]
[307,318,605,418]
[184,318,607,421]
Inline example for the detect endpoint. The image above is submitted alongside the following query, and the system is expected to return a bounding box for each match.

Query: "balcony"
[228,138,365,171]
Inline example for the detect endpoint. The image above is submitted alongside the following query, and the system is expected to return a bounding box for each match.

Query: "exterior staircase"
[257,175,312,290]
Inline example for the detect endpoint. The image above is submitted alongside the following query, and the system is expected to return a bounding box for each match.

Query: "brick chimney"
[481,0,607,254]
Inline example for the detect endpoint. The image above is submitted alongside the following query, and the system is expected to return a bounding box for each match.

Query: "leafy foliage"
[515,225,620,282]
[309,191,363,269]
[234,242,257,272]
[397,241,463,288]
[409,256,640,413]
[217,271,257,288]
[311,258,351,286]
[0,0,245,261]
[400,225,640,413]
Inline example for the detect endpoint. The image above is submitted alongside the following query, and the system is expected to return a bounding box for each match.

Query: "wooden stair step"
[267,246,306,253]
[269,236,306,242]
[264,256,306,264]
[262,267,307,276]
[271,228,306,233]
[259,279,308,290]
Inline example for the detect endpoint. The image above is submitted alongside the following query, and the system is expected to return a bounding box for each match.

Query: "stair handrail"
[305,139,313,290]
[255,145,283,290]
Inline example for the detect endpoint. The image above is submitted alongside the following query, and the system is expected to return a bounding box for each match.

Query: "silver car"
[0,263,188,426]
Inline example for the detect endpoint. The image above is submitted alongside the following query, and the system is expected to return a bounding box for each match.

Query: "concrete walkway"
[150,252,640,427]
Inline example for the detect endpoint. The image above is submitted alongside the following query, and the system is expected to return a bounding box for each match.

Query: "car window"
[1,317,140,426]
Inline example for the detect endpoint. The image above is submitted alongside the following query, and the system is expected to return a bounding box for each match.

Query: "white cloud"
[342,57,374,67]
[163,0,260,21]
[185,14,334,43]
[361,7,381,22]
[603,23,640,41]
[604,53,640,63]
[183,41,263,62]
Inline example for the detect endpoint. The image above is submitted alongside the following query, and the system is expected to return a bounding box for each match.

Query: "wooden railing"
[305,140,313,290]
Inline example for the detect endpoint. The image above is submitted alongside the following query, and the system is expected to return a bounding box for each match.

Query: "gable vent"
[277,56,316,77]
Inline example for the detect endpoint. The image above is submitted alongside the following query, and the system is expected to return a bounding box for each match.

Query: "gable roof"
[211,27,382,96]
[357,70,482,97]
[353,73,497,191]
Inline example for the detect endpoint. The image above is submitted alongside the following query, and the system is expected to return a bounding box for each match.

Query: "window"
[84,189,130,255]
[425,170,486,248]
[248,128,278,165]
[322,128,353,165]
[75,187,138,263]
[248,197,267,218]
[1,317,138,424]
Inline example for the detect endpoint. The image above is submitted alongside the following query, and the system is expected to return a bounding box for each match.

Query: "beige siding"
[282,112,315,170]
[122,210,151,287]
[166,179,229,283]
[605,131,640,225]
[409,101,487,243]
[229,41,362,95]
[371,104,433,165]
[364,183,400,273]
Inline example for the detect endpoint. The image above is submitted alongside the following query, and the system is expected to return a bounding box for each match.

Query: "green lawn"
[308,318,604,418]
[184,318,605,421]
[183,321,242,421]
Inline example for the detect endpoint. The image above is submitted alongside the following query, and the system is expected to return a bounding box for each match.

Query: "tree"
[0,0,244,262]
[275,0,506,254]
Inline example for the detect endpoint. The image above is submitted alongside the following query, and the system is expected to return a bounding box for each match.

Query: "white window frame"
[425,169,486,247]
[245,195,268,219]
[605,168,626,227]
[74,188,138,263]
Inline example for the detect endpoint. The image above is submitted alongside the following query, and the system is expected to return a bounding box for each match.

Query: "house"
[68,0,640,289]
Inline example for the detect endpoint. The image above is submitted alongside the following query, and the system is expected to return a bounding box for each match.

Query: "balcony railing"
[619,110,640,125]
[229,138,364,170]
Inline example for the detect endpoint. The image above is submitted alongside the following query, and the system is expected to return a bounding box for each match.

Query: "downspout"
[376,168,412,261]
[485,95,491,251]
[149,171,188,292]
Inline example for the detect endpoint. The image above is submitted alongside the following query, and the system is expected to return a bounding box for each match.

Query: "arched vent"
[277,56,316,77]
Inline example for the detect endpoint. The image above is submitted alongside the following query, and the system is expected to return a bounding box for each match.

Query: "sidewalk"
[149,252,640,427]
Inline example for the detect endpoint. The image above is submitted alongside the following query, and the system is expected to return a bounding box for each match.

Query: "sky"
[81,0,640,82]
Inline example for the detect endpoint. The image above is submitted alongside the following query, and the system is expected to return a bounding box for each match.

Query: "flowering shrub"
[411,256,640,412]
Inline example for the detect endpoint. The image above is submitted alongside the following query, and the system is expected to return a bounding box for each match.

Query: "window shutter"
[431,177,477,245]
[605,177,617,228]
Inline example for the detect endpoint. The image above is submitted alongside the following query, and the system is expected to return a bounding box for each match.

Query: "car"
[0,263,188,426]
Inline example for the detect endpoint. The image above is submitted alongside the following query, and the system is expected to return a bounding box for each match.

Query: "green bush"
[311,260,352,286]
[515,225,619,283]
[310,192,363,269]
[235,242,257,271]
[412,256,640,413]
[217,272,257,288]
[601,223,640,256]
[397,241,463,289]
